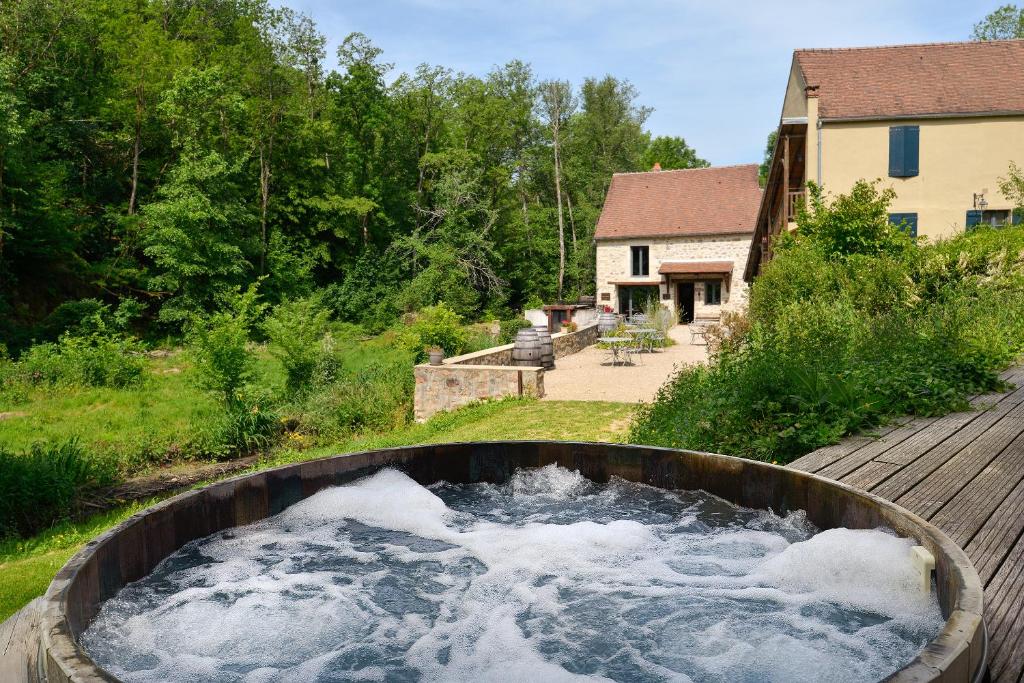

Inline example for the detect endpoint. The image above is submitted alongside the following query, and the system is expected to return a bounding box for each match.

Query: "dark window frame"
[888,212,918,237]
[630,245,650,276]
[704,280,722,306]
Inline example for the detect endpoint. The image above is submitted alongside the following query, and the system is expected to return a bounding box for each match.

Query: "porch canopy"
[658,260,733,278]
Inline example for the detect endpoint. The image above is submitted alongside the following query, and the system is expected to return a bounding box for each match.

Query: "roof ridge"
[611,163,758,177]
[795,38,1024,54]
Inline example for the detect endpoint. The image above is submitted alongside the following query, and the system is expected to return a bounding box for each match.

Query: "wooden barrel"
[597,312,618,333]
[511,328,542,367]
[533,326,555,369]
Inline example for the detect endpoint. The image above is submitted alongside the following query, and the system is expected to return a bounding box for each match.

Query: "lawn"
[0,397,634,622]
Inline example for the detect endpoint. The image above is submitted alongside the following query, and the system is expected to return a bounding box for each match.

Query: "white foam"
[82,466,943,683]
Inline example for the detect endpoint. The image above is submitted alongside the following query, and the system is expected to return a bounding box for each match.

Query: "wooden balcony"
[786,190,805,223]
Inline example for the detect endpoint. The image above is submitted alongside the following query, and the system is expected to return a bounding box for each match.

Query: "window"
[967,209,1017,230]
[889,125,920,178]
[630,245,649,276]
[704,281,722,306]
[888,212,918,237]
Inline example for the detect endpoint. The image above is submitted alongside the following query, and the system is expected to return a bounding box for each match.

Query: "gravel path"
[542,325,708,403]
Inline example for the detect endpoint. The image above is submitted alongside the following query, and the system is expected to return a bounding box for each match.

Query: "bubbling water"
[81,466,943,682]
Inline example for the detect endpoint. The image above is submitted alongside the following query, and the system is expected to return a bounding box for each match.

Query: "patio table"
[630,328,659,353]
[600,336,632,366]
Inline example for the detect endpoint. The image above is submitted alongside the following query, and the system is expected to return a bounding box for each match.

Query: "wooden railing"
[786,190,805,222]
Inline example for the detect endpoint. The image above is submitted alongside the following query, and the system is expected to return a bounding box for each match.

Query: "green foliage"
[758,130,778,187]
[264,295,333,393]
[499,317,534,344]
[6,334,145,390]
[186,283,265,405]
[642,136,708,171]
[402,303,470,360]
[795,180,914,259]
[632,187,1024,463]
[972,4,1024,39]
[0,440,115,539]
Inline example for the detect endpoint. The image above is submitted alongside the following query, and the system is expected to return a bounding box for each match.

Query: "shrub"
[402,303,469,361]
[796,180,914,259]
[499,317,533,344]
[0,440,116,538]
[264,295,333,393]
[189,395,281,461]
[631,182,1024,464]
[10,333,145,389]
[286,357,414,441]
[187,283,265,406]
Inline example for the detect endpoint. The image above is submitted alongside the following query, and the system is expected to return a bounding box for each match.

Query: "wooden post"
[782,134,790,226]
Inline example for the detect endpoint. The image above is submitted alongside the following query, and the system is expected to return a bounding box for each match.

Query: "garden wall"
[413,323,599,420]
[413,365,544,421]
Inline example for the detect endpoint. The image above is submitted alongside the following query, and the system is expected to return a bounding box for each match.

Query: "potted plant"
[427,346,445,366]
[563,321,578,333]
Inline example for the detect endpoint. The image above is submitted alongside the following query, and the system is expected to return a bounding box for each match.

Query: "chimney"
[651,162,662,171]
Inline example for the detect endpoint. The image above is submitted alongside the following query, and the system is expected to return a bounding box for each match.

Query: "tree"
[758,130,778,187]
[972,4,1024,39]
[538,80,576,301]
[642,136,709,171]
[998,161,1024,220]
[795,180,913,259]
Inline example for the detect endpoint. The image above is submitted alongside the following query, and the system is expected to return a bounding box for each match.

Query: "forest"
[0,0,710,351]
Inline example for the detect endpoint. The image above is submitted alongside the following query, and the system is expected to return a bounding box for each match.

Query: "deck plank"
[815,417,939,481]
[983,533,1024,683]
[790,364,1024,683]
[870,400,1024,502]
[895,415,1024,520]
[929,429,1024,548]
[965,476,1024,585]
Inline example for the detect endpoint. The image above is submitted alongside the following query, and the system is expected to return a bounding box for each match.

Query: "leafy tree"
[187,282,266,406]
[972,4,1024,39]
[793,180,913,259]
[758,130,778,187]
[998,161,1024,218]
[642,136,709,171]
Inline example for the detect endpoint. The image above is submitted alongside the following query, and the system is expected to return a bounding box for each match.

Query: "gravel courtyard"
[542,325,708,403]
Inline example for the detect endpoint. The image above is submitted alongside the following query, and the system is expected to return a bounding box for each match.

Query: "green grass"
[0,397,634,622]
[0,354,218,474]
[0,498,166,621]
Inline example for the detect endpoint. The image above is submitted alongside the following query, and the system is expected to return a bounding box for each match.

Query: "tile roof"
[594,164,761,240]
[658,261,733,275]
[794,39,1024,120]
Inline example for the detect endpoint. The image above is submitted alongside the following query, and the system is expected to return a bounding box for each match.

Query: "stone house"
[747,39,1024,279]
[594,164,762,323]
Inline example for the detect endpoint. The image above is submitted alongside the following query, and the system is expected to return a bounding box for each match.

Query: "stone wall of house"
[413,365,544,421]
[595,234,753,319]
[412,323,599,421]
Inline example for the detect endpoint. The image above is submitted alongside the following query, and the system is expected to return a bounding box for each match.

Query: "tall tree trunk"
[553,121,566,302]
[259,142,271,275]
[566,189,577,250]
[128,88,142,215]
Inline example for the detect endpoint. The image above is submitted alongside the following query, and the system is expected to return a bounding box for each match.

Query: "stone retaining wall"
[413,323,599,420]
[413,364,543,421]
[445,323,599,367]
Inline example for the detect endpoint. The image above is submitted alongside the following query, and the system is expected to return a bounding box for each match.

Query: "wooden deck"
[791,366,1024,683]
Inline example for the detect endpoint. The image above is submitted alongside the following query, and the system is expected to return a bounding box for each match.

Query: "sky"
[273,0,995,166]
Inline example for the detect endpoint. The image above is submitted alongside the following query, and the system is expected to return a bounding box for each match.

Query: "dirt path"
[542,325,707,403]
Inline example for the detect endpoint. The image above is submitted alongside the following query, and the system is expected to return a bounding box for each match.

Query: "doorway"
[677,282,695,323]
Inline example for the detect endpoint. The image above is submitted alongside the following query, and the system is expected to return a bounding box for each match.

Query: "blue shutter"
[889,127,904,177]
[1013,209,1022,226]
[904,126,919,177]
[889,213,918,237]
[889,126,920,178]
[966,210,982,231]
